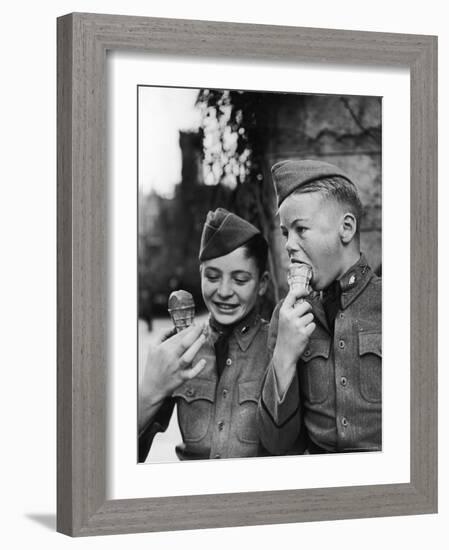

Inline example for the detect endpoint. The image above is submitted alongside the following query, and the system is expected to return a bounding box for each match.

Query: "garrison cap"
[272,159,353,207]
[199,208,260,261]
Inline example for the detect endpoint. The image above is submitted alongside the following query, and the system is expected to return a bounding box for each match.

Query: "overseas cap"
[272,159,353,207]
[199,208,260,261]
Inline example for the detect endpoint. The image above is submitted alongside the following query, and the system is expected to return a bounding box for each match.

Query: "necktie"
[214,330,231,379]
[210,309,255,378]
[322,280,341,331]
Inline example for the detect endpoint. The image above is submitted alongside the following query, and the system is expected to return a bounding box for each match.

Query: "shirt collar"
[336,253,374,309]
[209,307,262,352]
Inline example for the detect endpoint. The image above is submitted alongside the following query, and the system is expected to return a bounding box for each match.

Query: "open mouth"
[213,302,239,313]
[290,258,310,266]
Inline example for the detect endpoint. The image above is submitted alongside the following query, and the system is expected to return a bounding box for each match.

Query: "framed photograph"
[136,85,383,466]
[57,13,437,536]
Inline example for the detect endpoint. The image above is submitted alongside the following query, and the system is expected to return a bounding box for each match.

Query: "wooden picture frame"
[57,12,437,536]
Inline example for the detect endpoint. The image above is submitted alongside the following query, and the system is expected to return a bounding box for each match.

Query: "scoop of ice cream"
[287,263,313,295]
[168,290,195,332]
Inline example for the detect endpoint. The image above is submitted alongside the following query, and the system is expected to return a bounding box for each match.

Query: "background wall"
[0,1,445,548]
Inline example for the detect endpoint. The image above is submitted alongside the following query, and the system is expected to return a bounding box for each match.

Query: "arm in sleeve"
[138,397,176,462]
[257,302,302,455]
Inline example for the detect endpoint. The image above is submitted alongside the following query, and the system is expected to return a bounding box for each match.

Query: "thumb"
[158,326,177,343]
[284,285,309,308]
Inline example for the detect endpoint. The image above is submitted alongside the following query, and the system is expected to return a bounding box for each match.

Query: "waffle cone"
[168,290,195,332]
[287,263,312,294]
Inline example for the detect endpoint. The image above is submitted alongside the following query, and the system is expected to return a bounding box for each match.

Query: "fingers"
[292,300,312,316]
[281,305,314,335]
[280,296,313,332]
[283,285,310,309]
[157,326,177,343]
[304,321,316,336]
[301,312,314,326]
[290,312,314,334]
[173,322,206,354]
[179,332,207,368]
[182,358,207,380]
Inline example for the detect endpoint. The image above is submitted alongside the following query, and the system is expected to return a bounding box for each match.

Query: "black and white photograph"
[137,85,382,463]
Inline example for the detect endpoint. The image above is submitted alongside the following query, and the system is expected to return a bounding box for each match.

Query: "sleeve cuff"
[261,361,299,427]
[138,398,175,462]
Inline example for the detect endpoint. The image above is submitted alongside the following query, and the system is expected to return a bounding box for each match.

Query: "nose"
[217,278,233,299]
[285,232,300,256]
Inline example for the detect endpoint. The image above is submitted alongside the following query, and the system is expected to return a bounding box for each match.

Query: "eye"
[295,226,307,235]
[234,277,250,285]
[281,230,288,240]
[204,272,220,282]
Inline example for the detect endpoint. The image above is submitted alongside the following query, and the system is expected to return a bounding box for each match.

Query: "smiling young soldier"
[257,159,382,454]
[139,208,272,461]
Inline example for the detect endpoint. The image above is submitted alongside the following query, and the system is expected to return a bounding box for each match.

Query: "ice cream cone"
[287,263,312,298]
[168,290,195,332]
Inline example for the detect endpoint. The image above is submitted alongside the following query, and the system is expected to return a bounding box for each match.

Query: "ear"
[258,271,270,296]
[339,212,357,244]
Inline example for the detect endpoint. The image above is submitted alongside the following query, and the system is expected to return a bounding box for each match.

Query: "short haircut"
[294,176,364,235]
[242,233,268,275]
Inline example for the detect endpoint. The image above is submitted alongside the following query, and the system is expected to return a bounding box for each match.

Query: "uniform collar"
[336,253,373,310]
[209,307,262,352]
[309,254,373,333]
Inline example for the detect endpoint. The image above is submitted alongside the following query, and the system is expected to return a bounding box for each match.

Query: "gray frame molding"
[57,12,437,537]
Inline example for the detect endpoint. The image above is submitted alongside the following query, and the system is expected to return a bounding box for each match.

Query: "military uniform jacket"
[139,310,270,461]
[257,255,382,454]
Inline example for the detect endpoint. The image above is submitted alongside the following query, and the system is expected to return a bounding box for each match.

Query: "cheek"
[313,236,340,270]
[239,283,259,304]
[201,280,215,301]
[323,232,341,256]
[310,229,336,255]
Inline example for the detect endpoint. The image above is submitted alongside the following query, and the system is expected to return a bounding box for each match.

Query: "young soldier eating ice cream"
[258,159,382,454]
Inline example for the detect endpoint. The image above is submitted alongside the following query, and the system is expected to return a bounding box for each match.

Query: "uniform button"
[186,388,194,397]
[241,326,249,333]
[341,417,348,427]
[338,340,345,349]
[340,376,348,387]
[304,349,311,357]
[339,313,345,319]
[218,421,224,431]
[226,358,232,366]
[214,454,221,459]
[222,389,228,398]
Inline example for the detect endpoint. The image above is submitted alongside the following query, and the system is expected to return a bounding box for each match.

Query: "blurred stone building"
[138,131,215,321]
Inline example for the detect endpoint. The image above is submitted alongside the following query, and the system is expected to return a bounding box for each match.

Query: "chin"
[214,312,240,325]
[215,316,237,326]
[212,307,245,325]
[311,276,324,291]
